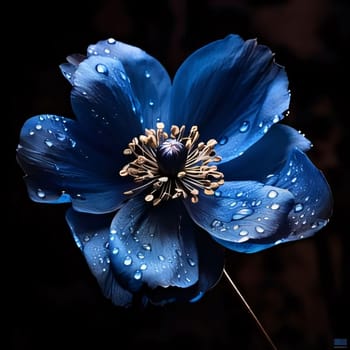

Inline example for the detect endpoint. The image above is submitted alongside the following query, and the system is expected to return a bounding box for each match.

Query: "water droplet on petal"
[133,270,142,280]
[112,248,119,255]
[69,139,76,148]
[119,71,127,80]
[273,114,280,123]
[239,230,248,236]
[271,203,280,210]
[175,249,182,257]
[218,136,228,145]
[75,193,86,200]
[255,226,264,233]
[37,189,46,198]
[137,252,145,259]
[44,139,53,147]
[35,124,42,130]
[232,208,253,220]
[107,38,116,44]
[158,255,165,261]
[123,256,132,266]
[211,219,223,228]
[294,203,304,212]
[239,121,250,133]
[55,132,66,141]
[140,263,147,270]
[267,190,278,198]
[142,243,152,251]
[145,70,151,78]
[187,258,196,267]
[96,64,108,75]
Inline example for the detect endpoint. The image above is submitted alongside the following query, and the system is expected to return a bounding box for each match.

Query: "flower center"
[119,122,224,206]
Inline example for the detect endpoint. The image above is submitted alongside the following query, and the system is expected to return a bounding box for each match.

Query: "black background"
[8,0,349,349]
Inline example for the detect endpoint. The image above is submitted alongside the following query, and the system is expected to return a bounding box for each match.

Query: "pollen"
[119,123,224,205]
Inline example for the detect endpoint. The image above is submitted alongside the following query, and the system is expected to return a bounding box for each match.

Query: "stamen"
[120,124,224,205]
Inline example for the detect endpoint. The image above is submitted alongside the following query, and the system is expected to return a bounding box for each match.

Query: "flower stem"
[223,267,278,350]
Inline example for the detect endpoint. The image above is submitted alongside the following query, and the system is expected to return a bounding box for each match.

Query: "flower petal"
[17,115,130,213]
[148,231,225,305]
[170,34,290,162]
[265,148,333,241]
[219,124,311,180]
[109,196,200,292]
[184,181,295,253]
[61,55,144,152]
[85,38,172,129]
[65,208,134,307]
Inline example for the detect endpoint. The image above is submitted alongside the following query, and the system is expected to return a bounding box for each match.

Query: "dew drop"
[123,256,132,266]
[104,48,111,54]
[294,203,304,212]
[267,190,278,198]
[232,208,253,220]
[35,124,42,130]
[107,38,116,44]
[137,252,145,259]
[218,135,228,145]
[239,121,250,133]
[142,243,152,251]
[145,70,151,78]
[119,71,127,81]
[112,248,119,255]
[273,114,280,123]
[149,100,154,107]
[37,189,46,198]
[271,203,280,210]
[255,226,264,233]
[69,139,76,148]
[140,263,147,270]
[75,193,86,200]
[214,191,222,197]
[211,219,223,228]
[29,130,35,136]
[63,71,72,80]
[133,270,142,280]
[187,258,196,267]
[55,132,66,141]
[239,230,248,236]
[96,64,108,75]
[44,139,53,147]
[158,255,165,261]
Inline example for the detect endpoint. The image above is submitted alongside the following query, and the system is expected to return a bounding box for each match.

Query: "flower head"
[16,34,333,307]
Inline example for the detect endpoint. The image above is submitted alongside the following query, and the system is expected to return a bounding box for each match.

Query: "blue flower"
[16,34,333,307]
